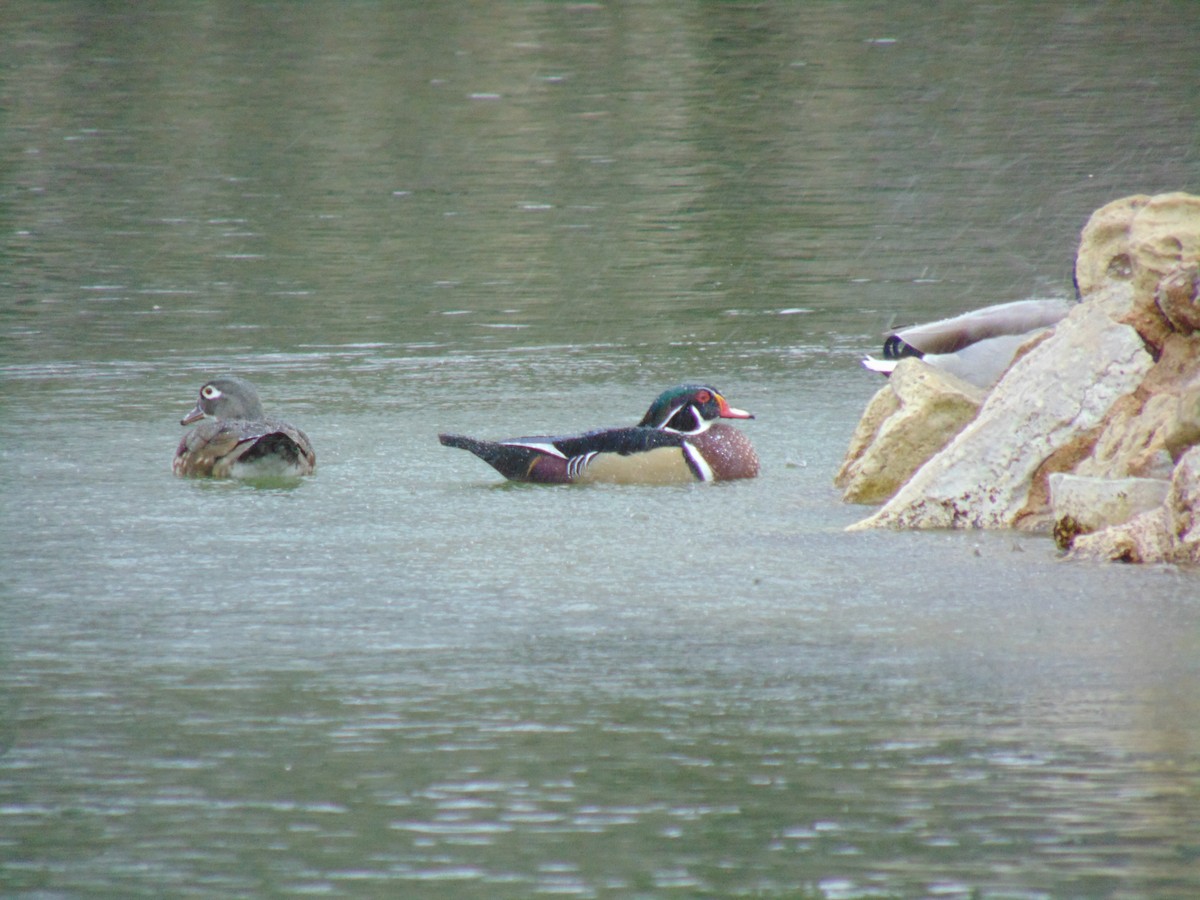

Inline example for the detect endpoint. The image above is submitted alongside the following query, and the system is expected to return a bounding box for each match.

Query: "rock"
[1074,332,1200,479]
[1164,381,1200,460]
[1048,473,1170,550]
[1068,446,1200,564]
[836,381,900,488]
[1156,263,1200,334]
[1076,194,1200,350]
[836,359,983,504]
[1128,194,1200,299]
[1170,446,1200,557]
[1077,192,1200,299]
[1074,194,1148,299]
[848,281,1153,531]
[841,192,1200,561]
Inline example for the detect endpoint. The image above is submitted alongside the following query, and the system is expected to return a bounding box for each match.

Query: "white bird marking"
[566,452,597,479]
[683,442,713,481]
[505,440,567,459]
[661,404,712,435]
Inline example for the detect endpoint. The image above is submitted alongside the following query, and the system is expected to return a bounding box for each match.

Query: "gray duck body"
[862,298,1074,388]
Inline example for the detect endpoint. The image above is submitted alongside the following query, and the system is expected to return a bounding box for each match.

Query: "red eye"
[201,385,220,400]
[696,390,711,403]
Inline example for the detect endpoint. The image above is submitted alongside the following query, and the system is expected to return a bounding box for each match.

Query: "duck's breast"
[693,425,759,481]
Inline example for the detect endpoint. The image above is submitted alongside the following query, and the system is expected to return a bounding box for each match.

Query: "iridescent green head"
[637,384,753,433]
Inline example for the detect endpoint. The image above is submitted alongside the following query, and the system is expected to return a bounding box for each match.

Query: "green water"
[3,2,1199,897]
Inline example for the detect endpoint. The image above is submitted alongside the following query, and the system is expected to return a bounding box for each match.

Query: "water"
[3,2,1200,897]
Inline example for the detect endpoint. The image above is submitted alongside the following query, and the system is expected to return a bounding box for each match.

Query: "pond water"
[3,2,1199,897]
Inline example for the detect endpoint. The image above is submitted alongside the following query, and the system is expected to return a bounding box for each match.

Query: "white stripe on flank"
[682,442,713,481]
[505,441,567,459]
[566,452,597,479]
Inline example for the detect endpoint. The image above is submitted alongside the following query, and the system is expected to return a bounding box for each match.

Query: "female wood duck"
[439,384,759,484]
[862,297,1073,388]
[173,376,316,478]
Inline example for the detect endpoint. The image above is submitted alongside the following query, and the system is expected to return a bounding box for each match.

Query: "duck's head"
[180,376,266,425]
[637,384,753,433]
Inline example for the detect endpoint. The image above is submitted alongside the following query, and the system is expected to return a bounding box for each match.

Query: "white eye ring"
[201,385,221,400]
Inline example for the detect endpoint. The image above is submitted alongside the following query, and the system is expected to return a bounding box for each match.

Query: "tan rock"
[1164,381,1200,461]
[1048,473,1170,550]
[841,192,1200,559]
[1075,194,1148,298]
[1066,507,1174,564]
[835,382,900,490]
[1076,332,1200,479]
[1073,388,1177,481]
[1077,192,1200,296]
[849,282,1153,531]
[1077,194,1200,349]
[1068,446,1200,564]
[1129,194,1200,299]
[836,359,983,504]
[1156,263,1200,334]
[1169,447,1200,556]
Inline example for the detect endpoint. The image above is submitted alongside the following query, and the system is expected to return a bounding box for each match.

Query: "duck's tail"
[861,356,897,376]
[439,433,544,481]
[438,433,492,455]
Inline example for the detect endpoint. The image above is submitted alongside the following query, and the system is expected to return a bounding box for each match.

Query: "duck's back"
[174,418,315,478]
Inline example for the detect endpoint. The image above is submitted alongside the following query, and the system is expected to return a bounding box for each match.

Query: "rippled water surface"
[3,2,1200,897]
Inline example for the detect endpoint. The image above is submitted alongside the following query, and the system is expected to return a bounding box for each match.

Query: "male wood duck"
[173,376,316,478]
[439,384,759,484]
[862,297,1074,388]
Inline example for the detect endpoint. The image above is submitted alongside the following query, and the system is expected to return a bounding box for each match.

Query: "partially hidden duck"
[862,297,1074,388]
[173,376,316,478]
[439,384,759,484]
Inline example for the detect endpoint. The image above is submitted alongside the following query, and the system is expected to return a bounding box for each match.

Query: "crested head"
[637,384,753,433]
[180,375,266,425]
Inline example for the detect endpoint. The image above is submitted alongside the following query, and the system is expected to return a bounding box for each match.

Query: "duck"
[173,376,316,478]
[861,297,1074,388]
[438,384,759,484]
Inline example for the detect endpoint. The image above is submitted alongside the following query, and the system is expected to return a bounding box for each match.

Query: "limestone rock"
[841,192,1200,559]
[1076,192,1200,299]
[1049,473,1170,550]
[1068,446,1200,564]
[836,381,900,487]
[1171,445,1200,553]
[848,282,1153,531]
[836,359,983,504]
[1164,381,1200,461]
[1074,195,1147,298]
[1156,263,1200,334]
[1076,194,1200,349]
[1128,194,1200,299]
[1075,332,1200,479]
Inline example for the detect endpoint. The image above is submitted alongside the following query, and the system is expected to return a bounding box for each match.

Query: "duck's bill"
[180,404,206,426]
[717,397,754,419]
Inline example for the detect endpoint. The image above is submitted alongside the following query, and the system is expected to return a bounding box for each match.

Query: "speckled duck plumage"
[173,376,316,479]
